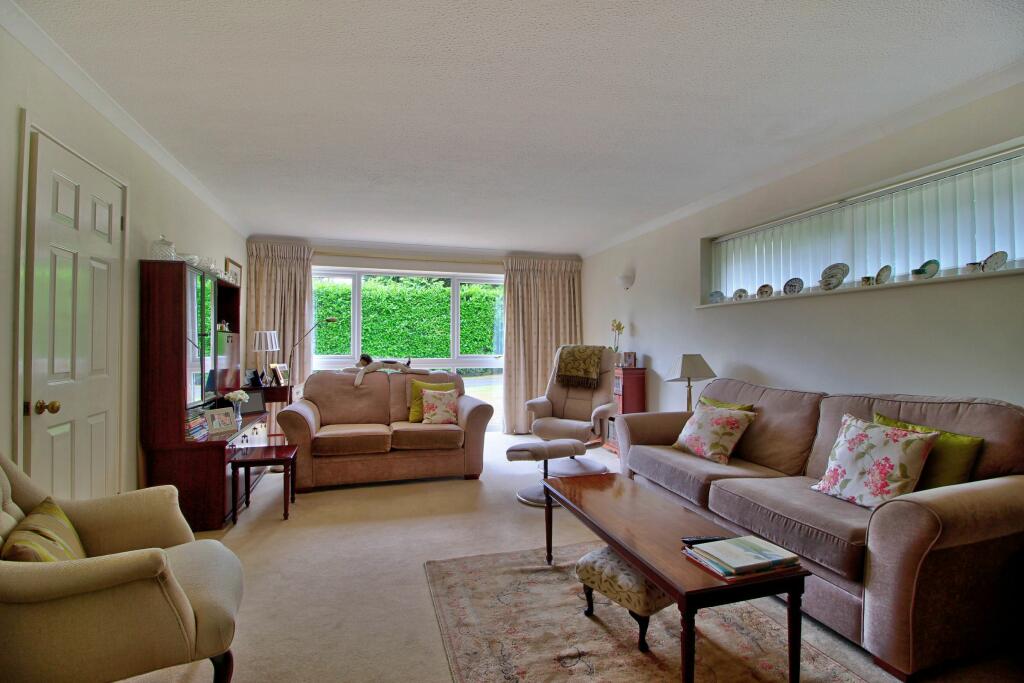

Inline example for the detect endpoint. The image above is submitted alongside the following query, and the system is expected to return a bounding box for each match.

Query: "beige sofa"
[0,454,242,683]
[278,370,493,490]
[618,378,1024,679]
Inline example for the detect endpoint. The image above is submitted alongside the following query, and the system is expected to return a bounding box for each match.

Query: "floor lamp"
[286,317,339,398]
[666,354,716,411]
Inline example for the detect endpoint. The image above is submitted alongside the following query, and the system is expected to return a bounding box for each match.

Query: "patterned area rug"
[426,542,868,682]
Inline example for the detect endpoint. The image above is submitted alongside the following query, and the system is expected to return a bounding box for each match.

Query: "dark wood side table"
[229,445,298,522]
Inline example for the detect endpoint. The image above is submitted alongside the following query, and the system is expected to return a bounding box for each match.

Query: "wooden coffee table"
[544,473,808,683]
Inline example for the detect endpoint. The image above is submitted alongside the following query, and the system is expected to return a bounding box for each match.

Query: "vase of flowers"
[611,319,625,352]
[225,390,249,424]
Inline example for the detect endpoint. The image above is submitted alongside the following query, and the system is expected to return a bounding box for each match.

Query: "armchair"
[0,455,242,683]
[511,346,617,505]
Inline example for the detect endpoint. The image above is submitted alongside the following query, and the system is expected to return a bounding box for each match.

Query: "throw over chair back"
[545,346,616,420]
[528,346,617,442]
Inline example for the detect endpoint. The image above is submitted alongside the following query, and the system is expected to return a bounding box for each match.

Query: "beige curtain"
[502,256,583,434]
[246,240,314,384]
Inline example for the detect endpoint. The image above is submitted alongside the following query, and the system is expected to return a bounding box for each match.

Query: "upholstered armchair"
[0,455,242,683]
[524,345,618,479]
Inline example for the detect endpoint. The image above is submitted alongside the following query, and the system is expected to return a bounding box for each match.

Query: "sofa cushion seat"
[708,476,871,581]
[390,421,465,450]
[312,424,391,456]
[164,539,243,660]
[627,444,784,507]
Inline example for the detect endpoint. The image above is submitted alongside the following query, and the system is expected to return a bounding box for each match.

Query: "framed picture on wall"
[224,257,242,285]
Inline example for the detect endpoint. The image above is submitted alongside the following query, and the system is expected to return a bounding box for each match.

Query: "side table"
[229,445,298,522]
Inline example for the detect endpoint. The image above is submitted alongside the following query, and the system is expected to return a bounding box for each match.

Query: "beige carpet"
[131,435,1021,682]
[427,541,867,682]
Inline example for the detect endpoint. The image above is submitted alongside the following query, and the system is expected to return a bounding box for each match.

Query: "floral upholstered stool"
[575,545,674,652]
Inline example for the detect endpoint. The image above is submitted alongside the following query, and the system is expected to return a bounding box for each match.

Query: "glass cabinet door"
[202,274,217,401]
[185,268,205,405]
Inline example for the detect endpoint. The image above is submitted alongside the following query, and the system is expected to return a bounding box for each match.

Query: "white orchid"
[225,390,249,404]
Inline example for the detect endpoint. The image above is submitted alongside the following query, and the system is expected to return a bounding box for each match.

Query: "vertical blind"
[710,150,1024,297]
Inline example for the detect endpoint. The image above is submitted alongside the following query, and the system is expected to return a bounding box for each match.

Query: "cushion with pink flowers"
[422,389,459,425]
[672,404,755,464]
[811,414,940,509]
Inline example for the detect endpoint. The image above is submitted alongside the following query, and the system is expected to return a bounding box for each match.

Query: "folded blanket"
[556,345,605,389]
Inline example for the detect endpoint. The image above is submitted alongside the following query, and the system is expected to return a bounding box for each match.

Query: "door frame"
[12,108,130,492]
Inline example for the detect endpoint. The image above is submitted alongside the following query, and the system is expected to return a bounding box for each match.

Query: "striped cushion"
[1,497,86,562]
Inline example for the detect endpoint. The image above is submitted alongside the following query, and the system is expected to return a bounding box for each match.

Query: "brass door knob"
[34,400,61,415]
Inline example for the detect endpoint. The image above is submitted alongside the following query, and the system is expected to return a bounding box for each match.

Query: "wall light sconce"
[618,270,635,290]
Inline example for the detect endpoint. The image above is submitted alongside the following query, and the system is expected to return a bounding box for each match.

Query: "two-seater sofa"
[618,378,1024,680]
[278,370,493,491]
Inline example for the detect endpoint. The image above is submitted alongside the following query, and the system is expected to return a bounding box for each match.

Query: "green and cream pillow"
[409,380,456,422]
[1,497,86,562]
[873,413,983,490]
[699,396,755,412]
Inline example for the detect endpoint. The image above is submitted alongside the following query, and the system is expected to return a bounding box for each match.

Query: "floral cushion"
[672,404,755,464]
[422,389,458,425]
[811,414,940,508]
[575,546,673,617]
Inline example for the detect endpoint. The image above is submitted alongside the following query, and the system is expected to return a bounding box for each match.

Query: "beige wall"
[0,27,247,491]
[583,83,1024,411]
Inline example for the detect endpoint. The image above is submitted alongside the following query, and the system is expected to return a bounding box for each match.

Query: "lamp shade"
[666,354,716,382]
[252,330,280,352]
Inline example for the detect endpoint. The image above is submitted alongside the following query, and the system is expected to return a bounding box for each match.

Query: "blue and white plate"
[819,263,849,291]
[783,277,804,295]
[732,288,749,301]
[919,259,940,279]
[982,250,1007,272]
[708,290,725,304]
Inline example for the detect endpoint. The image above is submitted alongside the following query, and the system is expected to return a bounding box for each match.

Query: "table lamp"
[666,354,716,411]
[251,330,280,383]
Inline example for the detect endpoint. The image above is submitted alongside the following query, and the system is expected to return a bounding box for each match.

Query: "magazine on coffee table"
[684,535,799,578]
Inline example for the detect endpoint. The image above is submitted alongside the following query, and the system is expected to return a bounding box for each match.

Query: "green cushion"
[409,381,456,423]
[1,497,86,562]
[873,413,984,490]
[699,396,755,412]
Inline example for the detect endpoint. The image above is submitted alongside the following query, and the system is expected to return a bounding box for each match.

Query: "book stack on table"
[683,535,799,581]
[185,413,208,441]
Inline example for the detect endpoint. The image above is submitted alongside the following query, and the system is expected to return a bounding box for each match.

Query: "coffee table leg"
[680,604,696,683]
[283,463,290,520]
[788,586,803,682]
[244,467,251,507]
[231,465,238,524]
[544,488,553,565]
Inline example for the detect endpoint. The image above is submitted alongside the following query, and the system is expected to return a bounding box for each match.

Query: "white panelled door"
[26,132,124,498]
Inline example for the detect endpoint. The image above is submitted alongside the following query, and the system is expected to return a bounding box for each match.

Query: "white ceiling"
[15,1,1024,255]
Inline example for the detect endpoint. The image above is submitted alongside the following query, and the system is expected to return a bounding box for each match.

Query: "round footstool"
[506,439,587,507]
[575,545,674,652]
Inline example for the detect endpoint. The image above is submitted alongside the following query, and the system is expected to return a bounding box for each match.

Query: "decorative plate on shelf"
[875,264,892,285]
[756,284,773,299]
[982,250,1008,272]
[732,288,749,301]
[919,259,940,279]
[708,290,725,304]
[783,277,804,295]
[819,263,849,291]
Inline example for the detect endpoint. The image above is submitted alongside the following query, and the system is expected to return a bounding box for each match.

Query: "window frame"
[311,266,504,372]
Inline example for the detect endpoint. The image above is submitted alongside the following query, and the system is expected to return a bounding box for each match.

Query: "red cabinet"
[605,367,646,454]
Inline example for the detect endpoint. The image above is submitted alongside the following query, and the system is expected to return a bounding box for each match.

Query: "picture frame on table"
[270,363,290,386]
[622,351,637,368]
[224,257,243,285]
[204,407,236,434]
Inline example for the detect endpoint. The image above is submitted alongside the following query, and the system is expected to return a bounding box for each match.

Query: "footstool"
[575,545,673,652]
[506,439,587,506]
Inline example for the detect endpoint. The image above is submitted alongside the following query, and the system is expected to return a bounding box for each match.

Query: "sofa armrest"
[0,549,198,681]
[458,395,494,477]
[617,411,690,472]
[60,486,194,556]
[525,396,552,420]
[278,399,322,489]
[864,475,1024,675]
[591,401,618,438]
